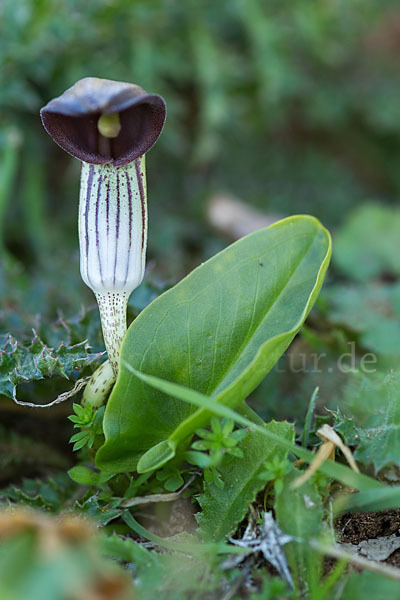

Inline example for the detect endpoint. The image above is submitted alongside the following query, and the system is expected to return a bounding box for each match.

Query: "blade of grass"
[333,486,400,515]
[317,559,348,599]
[123,362,383,492]
[310,540,400,582]
[302,386,318,447]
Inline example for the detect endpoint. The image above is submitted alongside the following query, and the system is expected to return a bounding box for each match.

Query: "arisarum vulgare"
[41,78,166,375]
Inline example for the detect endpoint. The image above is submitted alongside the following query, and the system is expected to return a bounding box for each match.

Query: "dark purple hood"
[40,77,166,167]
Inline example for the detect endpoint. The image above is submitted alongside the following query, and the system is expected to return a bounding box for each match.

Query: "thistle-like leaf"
[0,330,103,401]
[334,370,400,472]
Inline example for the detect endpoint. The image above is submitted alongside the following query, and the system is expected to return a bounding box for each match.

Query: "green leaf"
[77,495,124,526]
[197,421,294,541]
[102,365,383,492]
[334,203,400,281]
[184,450,212,468]
[341,570,400,600]
[302,386,318,447]
[334,370,400,472]
[137,441,177,473]
[70,430,92,451]
[97,216,331,472]
[0,474,77,511]
[323,282,400,356]
[0,331,102,401]
[68,466,113,486]
[334,485,400,515]
[164,473,184,492]
[275,470,324,594]
[99,533,158,569]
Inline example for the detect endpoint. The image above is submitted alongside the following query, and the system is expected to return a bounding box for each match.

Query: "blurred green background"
[1,0,400,419]
[2,0,400,308]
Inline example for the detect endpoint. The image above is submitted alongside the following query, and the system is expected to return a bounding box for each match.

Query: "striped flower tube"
[41,78,166,375]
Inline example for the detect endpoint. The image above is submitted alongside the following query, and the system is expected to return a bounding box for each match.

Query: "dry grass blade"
[12,376,91,408]
[311,539,400,582]
[121,475,195,508]
[292,425,359,489]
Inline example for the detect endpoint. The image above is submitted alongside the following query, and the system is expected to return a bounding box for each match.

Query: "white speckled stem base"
[95,291,128,375]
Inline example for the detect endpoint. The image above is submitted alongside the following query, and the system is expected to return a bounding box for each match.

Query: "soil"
[336,509,400,567]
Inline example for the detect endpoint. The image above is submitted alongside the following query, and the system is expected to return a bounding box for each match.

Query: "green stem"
[96,292,128,375]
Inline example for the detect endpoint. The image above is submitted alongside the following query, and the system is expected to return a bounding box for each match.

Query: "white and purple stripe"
[78,156,147,295]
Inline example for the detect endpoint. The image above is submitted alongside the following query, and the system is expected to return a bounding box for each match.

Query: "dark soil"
[336,509,400,567]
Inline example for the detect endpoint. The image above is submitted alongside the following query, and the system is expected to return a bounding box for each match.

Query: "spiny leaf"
[48,306,102,348]
[77,494,124,526]
[0,474,77,511]
[0,330,103,401]
[334,370,400,472]
[100,532,158,568]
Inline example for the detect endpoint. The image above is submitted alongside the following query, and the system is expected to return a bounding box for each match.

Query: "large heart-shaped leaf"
[96,215,331,472]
